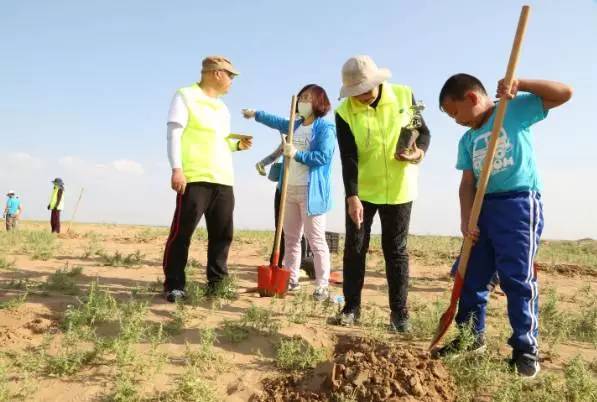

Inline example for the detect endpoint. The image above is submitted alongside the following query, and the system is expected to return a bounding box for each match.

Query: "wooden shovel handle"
[271,95,298,265]
[457,6,531,278]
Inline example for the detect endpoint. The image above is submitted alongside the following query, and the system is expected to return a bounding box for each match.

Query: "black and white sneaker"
[389,312,411,333]
[165,289,186,303]
[510,350,540,379]
[432,334,486,358]
[335,308,360,327]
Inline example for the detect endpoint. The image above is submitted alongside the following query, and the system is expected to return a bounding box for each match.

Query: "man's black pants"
[162,182,234,292]
[343,200,412,319]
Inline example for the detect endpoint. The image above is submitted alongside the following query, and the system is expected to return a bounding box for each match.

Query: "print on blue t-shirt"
[456,93,547,194]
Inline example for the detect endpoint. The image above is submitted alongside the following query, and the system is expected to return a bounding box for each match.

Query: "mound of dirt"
[252,336,456,402]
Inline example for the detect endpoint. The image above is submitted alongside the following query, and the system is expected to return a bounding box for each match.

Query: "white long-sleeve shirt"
[166,92,188,169]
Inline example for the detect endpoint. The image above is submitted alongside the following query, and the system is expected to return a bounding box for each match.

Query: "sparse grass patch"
[43,265,82,295]
[537,239,597,273]
[241,304,280,334]
[165,301,190,335]
[0,256,15,270]
[21,230,57,260]
[183,328,223,371]
[0,361,9,402]
[185,281,206,306]
[0,293,28,310]
[166,366,218,402]
[540,286,597,345]
[220,320,250,343]
[186,258,201,269]
[96,250,144,267]
[207,275,238,301]
[359,304,389,342]
[81,236,104,259]
[278,289,337,325]
[44,334,98,377]
[63,280,119,334]
[275,336,327,371]
[408,297,448,340]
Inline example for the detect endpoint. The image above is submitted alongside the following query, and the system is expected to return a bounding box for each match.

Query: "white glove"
[283,143,297,158]
[242,109,256,119]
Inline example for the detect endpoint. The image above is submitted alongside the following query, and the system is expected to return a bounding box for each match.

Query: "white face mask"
[297,102,313,118]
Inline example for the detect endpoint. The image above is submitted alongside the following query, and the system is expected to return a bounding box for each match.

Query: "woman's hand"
[242,109,256,119]
[283,143,297,158]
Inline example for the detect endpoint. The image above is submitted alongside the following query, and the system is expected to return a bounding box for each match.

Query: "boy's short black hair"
[439,74,487,110]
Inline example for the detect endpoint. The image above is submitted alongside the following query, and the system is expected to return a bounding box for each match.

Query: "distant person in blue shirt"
[4,190,22,231]
[436,74,573,379]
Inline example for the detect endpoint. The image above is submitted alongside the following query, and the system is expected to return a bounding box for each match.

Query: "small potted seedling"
[395,101,425,160]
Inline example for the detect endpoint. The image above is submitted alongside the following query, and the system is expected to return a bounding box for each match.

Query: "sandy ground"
[0,221,595,401]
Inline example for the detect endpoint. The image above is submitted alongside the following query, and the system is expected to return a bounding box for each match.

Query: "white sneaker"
[288,282,301,292]
[312,287,329,302]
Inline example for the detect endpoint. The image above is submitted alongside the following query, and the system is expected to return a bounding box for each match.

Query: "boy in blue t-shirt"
[437,74,573,378]
[4,190,22,231]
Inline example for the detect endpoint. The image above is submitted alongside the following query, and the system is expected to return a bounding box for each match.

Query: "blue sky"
[1,0,595,239]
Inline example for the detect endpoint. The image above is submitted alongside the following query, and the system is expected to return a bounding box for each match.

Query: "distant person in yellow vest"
[47,178,64,233]
[162,56,252,303]
[335,56,431,331]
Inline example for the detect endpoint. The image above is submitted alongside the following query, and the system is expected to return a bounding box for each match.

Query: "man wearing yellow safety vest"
[335,56,431,331]
[47,178,65,233]
[162,56,252,303]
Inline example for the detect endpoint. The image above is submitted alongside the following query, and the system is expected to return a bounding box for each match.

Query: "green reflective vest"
[178,84,238,186]
[49,186,64,210]
[336,82,418,205]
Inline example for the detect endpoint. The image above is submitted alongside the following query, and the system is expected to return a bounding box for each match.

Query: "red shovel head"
[257,264,291,297]
[429,271,464,350]
[257,264,274,297]
[270,266,291,296]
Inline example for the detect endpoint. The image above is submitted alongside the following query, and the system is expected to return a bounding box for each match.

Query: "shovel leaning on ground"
[257,95,298,297]
[429,5,531,350]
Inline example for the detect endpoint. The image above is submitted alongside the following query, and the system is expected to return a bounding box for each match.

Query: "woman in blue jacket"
[243,84,336,300]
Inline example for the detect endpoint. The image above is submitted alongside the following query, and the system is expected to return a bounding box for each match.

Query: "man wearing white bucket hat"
[335,55,431,331]
[4,190,22,231]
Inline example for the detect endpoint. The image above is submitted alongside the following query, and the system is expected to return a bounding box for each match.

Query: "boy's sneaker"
[288,281,301,292]
[312,286,329,302]
[165,289,186,303]
[510,350,540,379]
[432,334,486,358]
[255,162,266,176]
[389,312,411,333]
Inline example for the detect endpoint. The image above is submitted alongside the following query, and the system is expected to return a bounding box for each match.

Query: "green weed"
[241,304,280,334]
[220,320,250,343]
[0,256,15,270]
[43,265,82,295]
[275,336,327,371]
[0,293,28,310]
[96,250,144,267]
[21,230,57,260]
